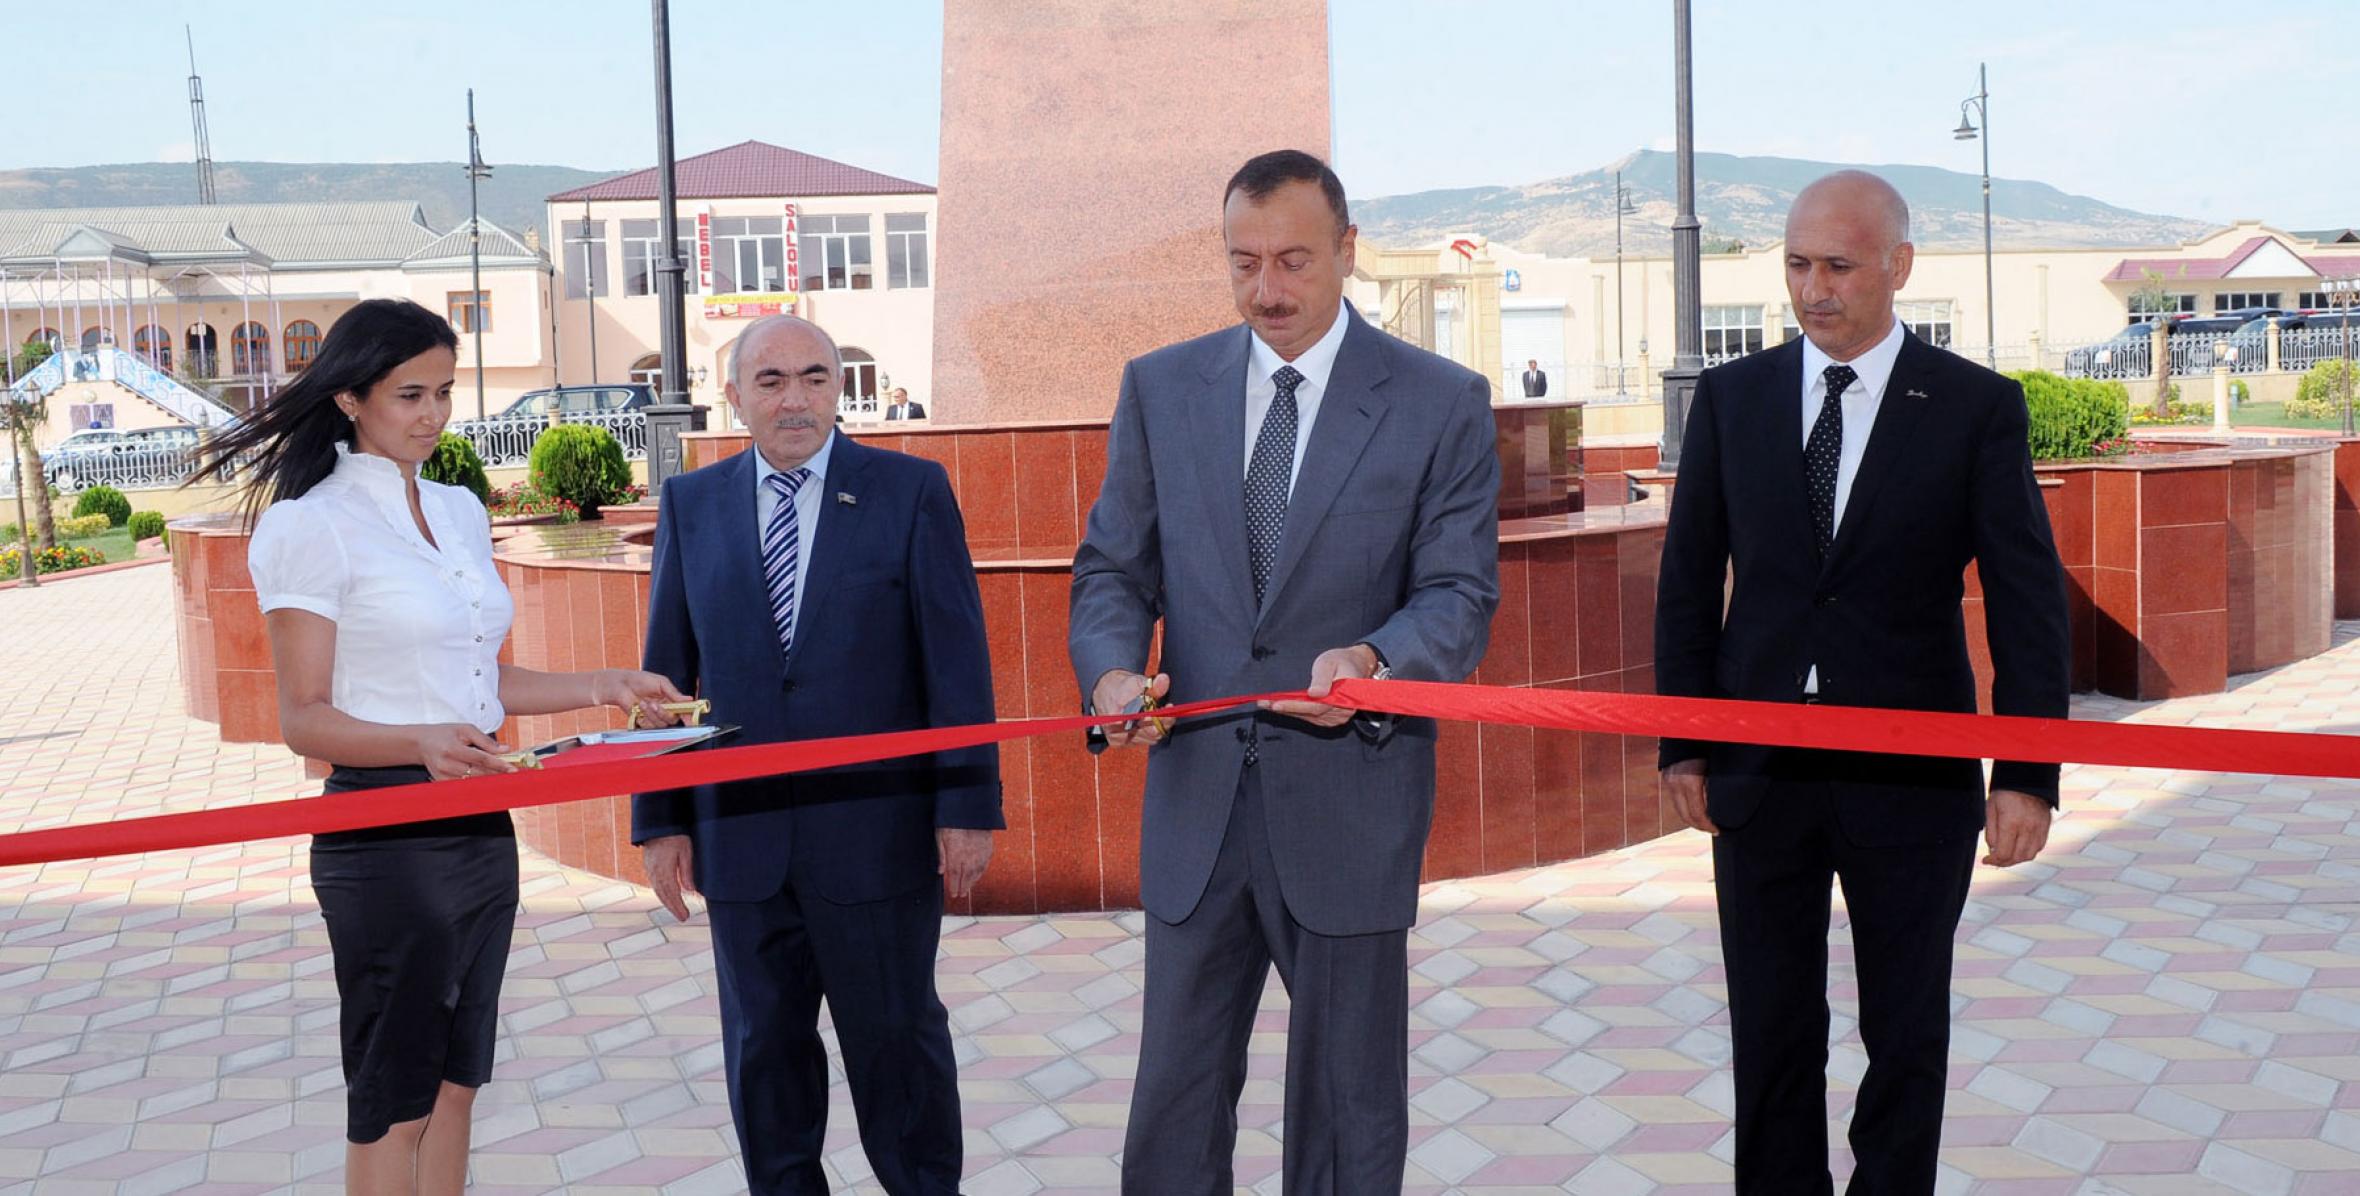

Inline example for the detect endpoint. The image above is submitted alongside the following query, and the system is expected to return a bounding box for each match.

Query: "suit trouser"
[1712,774,1977,1196]
[1122,767,1411,1196]
[707,876,962,1196]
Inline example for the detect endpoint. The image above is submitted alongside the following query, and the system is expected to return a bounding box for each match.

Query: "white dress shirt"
[751,430,837,647]
[1244,300,1353,492]
[249,443,515,734]
[1800,317,1907,692]
[1798,317,1907,533]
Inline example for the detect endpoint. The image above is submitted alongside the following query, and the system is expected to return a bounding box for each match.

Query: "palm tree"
[5,341,58,550]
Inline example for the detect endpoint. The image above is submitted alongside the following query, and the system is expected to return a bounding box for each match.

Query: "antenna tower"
[186,26,217,204]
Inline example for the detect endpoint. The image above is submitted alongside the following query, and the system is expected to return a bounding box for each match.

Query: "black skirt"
[311,765,518,1144]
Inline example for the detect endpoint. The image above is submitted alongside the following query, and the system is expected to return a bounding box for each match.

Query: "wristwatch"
[1361,642,1394,681]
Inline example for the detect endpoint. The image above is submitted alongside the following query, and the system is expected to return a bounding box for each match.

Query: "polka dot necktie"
[1805,364,1856,556]
[1246,365,1304,606]
[761,467,811,658]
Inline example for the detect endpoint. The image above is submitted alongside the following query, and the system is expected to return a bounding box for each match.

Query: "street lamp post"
[1954,62,1996,369]
[1612,170,1638,395]
[2325,278,2358,437]
[463,89,493,420]
[580,196,601,385]
[1659,0,1704,471]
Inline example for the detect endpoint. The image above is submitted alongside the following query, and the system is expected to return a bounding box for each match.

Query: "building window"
[25,328,60,350]
[709,216,786,294]
[622,220,698,296]
[628,353,663,390]
[2298,291,2338,312]
[67,402,115,429]
[2129,292,2195,325]
[799,214,874,291]
[284,321,321,372]
[1702,304,1765,361]
[80,326,112,352]
[886,213,928,289]
[2214,291,2281,314]
[1895,300,1954,347]
[231,322,271,375]
[447,291,491,334]
[563,219,608,299]
[134,325,171,370]
[839,346,879,414]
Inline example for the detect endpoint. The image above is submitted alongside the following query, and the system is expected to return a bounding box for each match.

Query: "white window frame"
[1895,299,1953,348]
[710,216,785,294]
[620,220,698,297]
[2214,291,2281,313]
[839,347,880,416]
[563,219,607,299]
[799,214,875,292]
[446,291,490,335]
[886,213,928,289]
[2129,292,2195,325]
[1701,304,1765,361]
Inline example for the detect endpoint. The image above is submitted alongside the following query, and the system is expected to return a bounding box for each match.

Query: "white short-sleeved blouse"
[248,443,516,734]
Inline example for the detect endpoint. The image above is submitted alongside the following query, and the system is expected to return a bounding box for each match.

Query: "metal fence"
[0,444,204,498]
[445,412,649,469]
[2282,327,2357,374]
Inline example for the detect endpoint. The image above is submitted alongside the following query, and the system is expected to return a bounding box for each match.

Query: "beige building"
[0,201,555,450]
[544,140,937,424]
[1356,221,2360,416]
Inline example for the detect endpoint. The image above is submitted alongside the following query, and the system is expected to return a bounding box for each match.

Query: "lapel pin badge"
[1905,388,1929,400]
[836,492,858,505]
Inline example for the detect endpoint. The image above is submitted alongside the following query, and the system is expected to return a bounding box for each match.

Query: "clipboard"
[497,723,739,771]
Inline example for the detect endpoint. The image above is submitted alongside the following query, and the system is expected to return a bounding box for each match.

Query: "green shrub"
[57,514,113,538]
[127,510,166,541]
[528,424,632,518]
[2011,370,2130,461]
[71,484,131,527]
[421,432,491,502]
[0,522,15,543]
[2289,360,2359,421]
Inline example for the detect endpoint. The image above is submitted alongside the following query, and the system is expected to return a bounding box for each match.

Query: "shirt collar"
[1248,300,1353,392]
[330,441,418,505]
[752,428,836,489]
[1801,317,1908,398]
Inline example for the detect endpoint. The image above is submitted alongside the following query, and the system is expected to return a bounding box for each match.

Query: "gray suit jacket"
[1070,310,1501,935]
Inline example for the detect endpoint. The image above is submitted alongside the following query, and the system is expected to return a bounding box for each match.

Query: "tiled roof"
[0,201,439,266]
[546,140,933,202]
[404,218,543,267]
[2104,235,2360,284]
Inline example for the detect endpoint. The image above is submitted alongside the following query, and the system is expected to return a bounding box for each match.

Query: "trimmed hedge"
[2009,370,2130,462]
[2289,360,2358,421]
[528,424,632,518]
[422,432,492,503]
[127,511,166,541]
[71,485,131,527]
[57,514,113,538]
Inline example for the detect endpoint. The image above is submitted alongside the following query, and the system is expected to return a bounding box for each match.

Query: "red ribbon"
[5,680,2354,869]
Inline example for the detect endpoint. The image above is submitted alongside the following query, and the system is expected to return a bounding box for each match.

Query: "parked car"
[38,424,202,491]
[496,384,655,420]
[2064,323,2159,376]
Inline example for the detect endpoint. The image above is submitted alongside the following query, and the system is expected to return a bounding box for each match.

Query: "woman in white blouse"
[195,299,686,1195]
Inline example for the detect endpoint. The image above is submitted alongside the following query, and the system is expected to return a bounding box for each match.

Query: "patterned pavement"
[2,565,2359,1194]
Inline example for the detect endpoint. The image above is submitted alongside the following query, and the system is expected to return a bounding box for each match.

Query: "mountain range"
[0,161,611,241]
[1351,149,2214,258]
[0,150,2215,260]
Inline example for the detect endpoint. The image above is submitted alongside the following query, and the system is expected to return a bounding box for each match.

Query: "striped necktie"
[762,467,811,658]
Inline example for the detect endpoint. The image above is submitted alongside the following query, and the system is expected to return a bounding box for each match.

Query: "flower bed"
[1,543,106,580]
[485,482,580,523]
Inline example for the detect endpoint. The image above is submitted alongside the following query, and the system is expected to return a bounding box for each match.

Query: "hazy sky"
[19,0,2356,228]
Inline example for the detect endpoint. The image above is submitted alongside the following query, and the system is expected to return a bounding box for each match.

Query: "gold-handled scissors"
[1132,690,1172,738]
[627,698,712,729]
[494,749,544,770]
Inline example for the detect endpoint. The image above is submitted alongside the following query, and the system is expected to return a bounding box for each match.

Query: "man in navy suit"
[633,314,1001,1195]
[1655,171,2069,1193]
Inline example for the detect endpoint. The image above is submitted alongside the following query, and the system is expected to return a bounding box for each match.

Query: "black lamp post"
[464,89,492,420]
[1613,170,1638,395]
[1954,63,1996,369]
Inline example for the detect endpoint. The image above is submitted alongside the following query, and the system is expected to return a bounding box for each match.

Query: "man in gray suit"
[1070,149,1500,1195]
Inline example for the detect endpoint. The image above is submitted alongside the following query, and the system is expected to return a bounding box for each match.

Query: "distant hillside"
[1356,149,2214,258]
[0,161,613,240]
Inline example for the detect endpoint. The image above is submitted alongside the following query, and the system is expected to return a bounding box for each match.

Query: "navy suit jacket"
[1654,334,2070,846]
[631,435,1003,904]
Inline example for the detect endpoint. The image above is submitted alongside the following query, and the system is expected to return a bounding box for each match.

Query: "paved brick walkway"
[3,566,2359,1193]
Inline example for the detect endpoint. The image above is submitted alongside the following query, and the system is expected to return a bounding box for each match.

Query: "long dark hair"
[189,298,459,519]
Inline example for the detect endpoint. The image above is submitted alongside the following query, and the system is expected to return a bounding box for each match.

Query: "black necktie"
[1805,364,1856,555]
[1246,365,1303,606]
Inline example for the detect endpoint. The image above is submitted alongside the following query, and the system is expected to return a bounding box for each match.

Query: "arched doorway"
[627,352,663,391]
[134,325,172,370]
[185,323,218,377]
[839,346,878,418]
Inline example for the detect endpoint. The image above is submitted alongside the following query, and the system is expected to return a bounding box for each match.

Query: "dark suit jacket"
[1653,333,2069,846]
[1521,369,1548,398]
[631,435,1003,904]
[885,401,926,420]
[1071,310,1501,935]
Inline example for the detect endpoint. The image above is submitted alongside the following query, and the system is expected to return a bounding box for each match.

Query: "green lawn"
[2224,400,2346,430]
[66,528,137,565]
